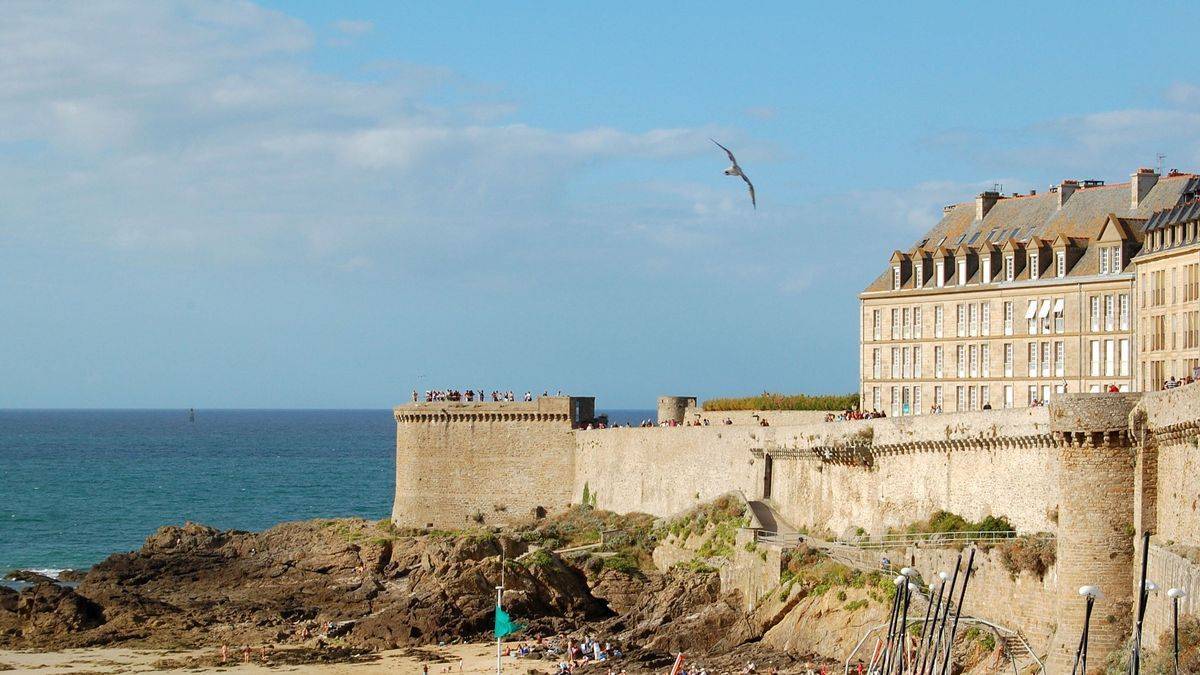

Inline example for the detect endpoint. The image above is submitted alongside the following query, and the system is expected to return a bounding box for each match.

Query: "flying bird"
[711,138,755,209]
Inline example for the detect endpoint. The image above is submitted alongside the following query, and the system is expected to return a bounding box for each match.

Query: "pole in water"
[940,546,976,675]
[189,408,195,422]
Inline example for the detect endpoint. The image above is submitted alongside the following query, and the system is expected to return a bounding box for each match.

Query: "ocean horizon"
[0,408,654,577]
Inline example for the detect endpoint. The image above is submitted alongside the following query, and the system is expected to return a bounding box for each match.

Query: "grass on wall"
[703,392,859,411]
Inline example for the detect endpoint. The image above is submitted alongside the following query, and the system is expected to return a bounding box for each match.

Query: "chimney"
[1057,180,1078,209]
[1131,167,1159,209]
[976,191,1000,220]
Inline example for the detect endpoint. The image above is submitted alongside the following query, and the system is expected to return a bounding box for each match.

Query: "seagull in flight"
[711,138,755,209]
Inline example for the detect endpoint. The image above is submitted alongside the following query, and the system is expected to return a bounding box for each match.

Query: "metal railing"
[838,530,1054,550]
[842,614,1043,674]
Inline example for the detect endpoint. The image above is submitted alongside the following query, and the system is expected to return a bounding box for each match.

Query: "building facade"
[860,168,1200,414]
[1135,200,1200,388]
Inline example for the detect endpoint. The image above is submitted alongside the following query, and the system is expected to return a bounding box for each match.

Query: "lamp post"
[1072,585,1103,675]
[928,553,963,675]
[1167,588,1187,675]
[916,572,949,675]
[1133,579,1159,674]
[881,574,905,675]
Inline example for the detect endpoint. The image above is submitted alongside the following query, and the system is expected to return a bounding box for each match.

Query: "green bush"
[602,554,640,574]
[523,549,555,569]
[702,392,859,411]
[844,599,869,611]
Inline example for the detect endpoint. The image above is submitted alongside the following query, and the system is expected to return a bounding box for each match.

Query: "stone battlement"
[395,396,594,424]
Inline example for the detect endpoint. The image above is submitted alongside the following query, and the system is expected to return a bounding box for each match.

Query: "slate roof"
[863,173,1200,293]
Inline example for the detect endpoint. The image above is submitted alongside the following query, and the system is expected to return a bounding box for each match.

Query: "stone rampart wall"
[1143,544,1200,647]
[681,407,834,427]
[1135,383,1200,546]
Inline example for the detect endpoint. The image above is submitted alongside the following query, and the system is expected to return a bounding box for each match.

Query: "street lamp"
[1167,588,1188,674]
[1072,585,1103,675]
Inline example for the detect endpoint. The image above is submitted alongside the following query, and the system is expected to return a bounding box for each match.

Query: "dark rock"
[3,570,58,585]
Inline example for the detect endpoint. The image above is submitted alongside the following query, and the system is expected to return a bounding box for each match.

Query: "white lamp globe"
[937,571,950,581]
[1079,585,1103,599]
[1145,580,1159,593]
[1167,588,1187,599]
[894,575,907,587]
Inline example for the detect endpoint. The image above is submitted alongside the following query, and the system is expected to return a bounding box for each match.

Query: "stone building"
[859,168,1200,414]
[1135,198,1200,388]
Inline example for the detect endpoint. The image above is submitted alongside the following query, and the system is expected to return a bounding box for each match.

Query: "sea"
[0,408,653,580]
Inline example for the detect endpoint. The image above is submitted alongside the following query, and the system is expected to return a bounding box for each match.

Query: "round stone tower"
[1046,393,1141,671]
[656,396,696,425]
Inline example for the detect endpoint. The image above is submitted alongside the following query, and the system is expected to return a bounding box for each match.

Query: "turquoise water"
[0,408,651,574]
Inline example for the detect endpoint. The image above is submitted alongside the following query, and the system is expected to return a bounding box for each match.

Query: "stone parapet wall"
[681,407,834,427]
[1142,544,1200,647]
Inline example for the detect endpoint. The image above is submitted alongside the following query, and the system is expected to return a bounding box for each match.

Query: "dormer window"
[893,266,901,290]
[935,261,945,288]
[1112,245,1122,272]
[915,262,924,288]
[1099,247,1110,274]
[1029,252,1039,280]
[1056,251,1066,278]
[982,257,992,284]
[957,259,967,286]
[1005,255,1014,281]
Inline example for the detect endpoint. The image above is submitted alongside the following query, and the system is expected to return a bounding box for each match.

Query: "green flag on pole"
[494,604,522,638]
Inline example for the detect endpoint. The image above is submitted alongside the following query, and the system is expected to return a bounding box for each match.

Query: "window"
[1026,299,1038,334]
[1105,339,1115,377]
[934,385,943,410]
[913,387,922,416]
[934,306,944,338]
[891,347,900,378]
[980,385,990,409]
[1113,246,1122,272]
[914,346,922,378]
[902,347,911,378]
[1003,301,1013,335]
[1029,252,1039,280]
[1056,251,1066,278]
[915,263,924,288]
[981,344,990,377]
[982,258,992,284]
[1028,343,1037,377]
[1004,343,1013,376]
[1028,385,1038,406]
[1054,341,1064,377]
[872,387,880,411]
[1005,255,1014,281]
[902,387,910,415]
[913,307,923,338]
[969,303,979,336]
[1090,296,1100,331]
[873,309,881,340]
[981,303,990,336]
[1053,298,1065,334]
[1090,340,1101,377]
[1105,295,1115,332]
[1100,247,1110,275]
[1119,339,1130,377]
[935,261,945,288]
[968,386,978,411]
[935,346,944,378]
[1119,294,1129,331]
[892,309,900,339]
[1042,384,1052,403]
[872,348,881,378]
[891,386,900,417]
[958,259,967,285]
[957,304,966,336]
[1041,341,1051,377]
[956,386,965,412]
[956,345,965,378]
[903,307,911,339]
[1003,385,1013,409]
[1039,299,1052,334]
[969,344,978,377]
[893,266,902,290]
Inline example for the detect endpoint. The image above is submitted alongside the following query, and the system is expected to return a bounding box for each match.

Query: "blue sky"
[4,1,1200,408]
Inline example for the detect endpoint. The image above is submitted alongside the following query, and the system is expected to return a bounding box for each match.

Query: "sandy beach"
[0,642,542,675]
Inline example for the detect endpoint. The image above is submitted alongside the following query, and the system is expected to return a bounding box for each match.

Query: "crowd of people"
[824,408,887,422]
[415,389,550,402]
[1162,374,1197,390]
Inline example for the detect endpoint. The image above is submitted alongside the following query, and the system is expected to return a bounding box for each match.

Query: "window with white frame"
[1090,296,1100,332]
[968,386,978,411]
[1003,343,1013,376]
[872,348,881,378]
[1113,245,1122,272]
[891,386,900,417]
[1003,301,1013,335]
[914,346,922,378]
[934,385,943,410]
[915,263,924,288]
[1041,341,1051,377]
[957,304,966,336]
[981,344,990,377]
[1054,341,1064,377]
[1104,339,1115,377]
[956,345,965,377]
[893,265,902,289]
[1105,295,1115,331]
[1028,342,1037,377]
[1028,385,1038,406]
[956,386,966,412]
[1030,252,1040,280]
[903,307,911,339]
[934,306,943,338]
[1039,299,1052,334]
[891,347,900,378]
[980,385,990,408]
[872,387,880,411]
[1100,247,1110,275]
[1056,251,1066,278]
[902,347,911,378]
[1053,298,1065,333]
[969,344,978,377]
[1090,340,1101,377]
[981,302,990,336]
[913,387,922,415]
[1004,385,1013,409]
[982,258,992,284]
[873,309,881,340]
[892,308,900,338]
[969,303,978,336]
[1119,339,1130,376]
[935,261,945,288]
[901,387,910,415]
[1119,294,1129,331]
[913,306,922,338]
[957,259,967,285]
[1005,255,1014,281]
[934,346,944,378]
[1026,299,1038,334]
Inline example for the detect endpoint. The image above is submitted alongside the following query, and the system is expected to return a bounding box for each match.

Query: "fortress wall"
[1135,384,1200,546]
[681,407,834,427]
[1143,544,1200,649]
[392,399,580,529]
[573,427,762,516]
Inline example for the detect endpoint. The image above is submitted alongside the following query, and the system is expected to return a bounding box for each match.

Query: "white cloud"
[333,19,373,36]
